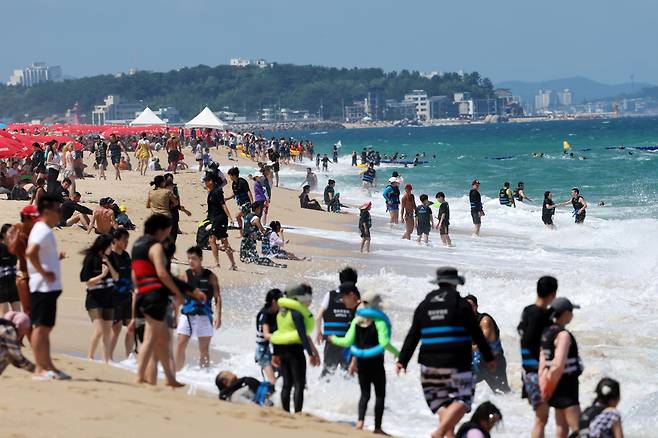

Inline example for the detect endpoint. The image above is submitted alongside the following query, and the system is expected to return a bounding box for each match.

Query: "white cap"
[388,177,399,183]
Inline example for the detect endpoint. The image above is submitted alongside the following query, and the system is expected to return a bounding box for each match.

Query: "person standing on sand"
[93,137,108,180]
[315,268,358,376]
[469,180,484,237]
[175,246,221,370]
[26,195,70,380]
[396,267,494,438]
[109,228,134,359]
[226,167,254,235]
[6,205,40,315]
[400,184,416,240]
[130,214,185,387]
[204,174,237,271]
[108,134,125,181]
[80,234,119,363]
[135,133,152,176]
[166,133,181,173]
[359,202,372,253]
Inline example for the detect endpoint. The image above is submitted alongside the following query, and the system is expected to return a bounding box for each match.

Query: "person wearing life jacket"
[130,213,186,387]
[270,284,320,413]
[571,187,588,224]
[256,288,283,388]
[215,370,273,406]
[517,276,558,438]
[383,177,400,225]
[329,291,399,435]
[499,181,515,207]
[539,297,583,438]
[455,401,503,438]
[469,180,484,236]
[360,163,377,194]
[514,181,532,203]
[465,294,510,394]
[174,246,221,371]
[109,228,134,359]
[396,267,495,438]
[578,377,623,438]
[315,268,359,376]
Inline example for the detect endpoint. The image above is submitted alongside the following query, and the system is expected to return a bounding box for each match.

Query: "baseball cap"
[551,297,580,315]
[20,204,39,218]
[405,184,413,191]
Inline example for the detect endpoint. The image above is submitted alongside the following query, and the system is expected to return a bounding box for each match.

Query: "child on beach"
[255,288,282,387]
[359,202,372,253]
[579,377,624,438]
[216,370,273,406]
[0,311,35,376]
[434,192,452,247]
[415,194,433,245]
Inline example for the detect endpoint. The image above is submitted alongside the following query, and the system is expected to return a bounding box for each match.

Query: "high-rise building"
[91,95,145,125]
[404,90,429,121]
[534,89,558,112]
[557,89,573,107]
[7,62,62,87]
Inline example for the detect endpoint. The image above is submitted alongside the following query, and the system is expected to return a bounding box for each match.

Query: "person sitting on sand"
[115,204,136,230]
[59,191,92,230]
[88,197,119,235]
[299,185,323,211]
[0,311,35,376]
[266,221,308,261]
[239,202,286,268]
[215,370,273,406]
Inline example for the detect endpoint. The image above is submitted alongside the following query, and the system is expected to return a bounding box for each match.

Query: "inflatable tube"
[356,164,368,169]
[270,298,314,345]
[236,144,245,151]
[349,308,391,358]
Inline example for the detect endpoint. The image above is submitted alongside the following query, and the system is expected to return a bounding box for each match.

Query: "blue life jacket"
[322,290,354,337]
[181,268,213,317]
[362,168,376,183]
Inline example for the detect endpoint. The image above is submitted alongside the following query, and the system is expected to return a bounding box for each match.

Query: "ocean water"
[122,118,657,437]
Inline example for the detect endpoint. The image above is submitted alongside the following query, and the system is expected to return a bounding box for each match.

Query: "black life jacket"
[456,421,490,438]
[578,402,606,437]
[419,289,472,353]
[499,188,512,206]
[181,268,213,316]
[541,325,582,376]
[572,196,584,212]
[323,289,354,337]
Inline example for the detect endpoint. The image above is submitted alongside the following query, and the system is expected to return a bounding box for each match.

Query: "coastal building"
[7,62,63,87]
[230,58,251,67]
[385,100,417,121]
[344,101,367,122]
[153,107,181,124]
[229,58,272,68]
[421,70,442,79]
[404,90,429,121]
[280,108,310,121]
[365,87,386,121]
[557,89,573,107]
[91,95,145,125]
[534,89,558,112]
[428,96,458,119]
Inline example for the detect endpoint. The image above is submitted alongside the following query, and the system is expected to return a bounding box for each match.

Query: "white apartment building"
[7,62,62,87]
[404,90,429,121]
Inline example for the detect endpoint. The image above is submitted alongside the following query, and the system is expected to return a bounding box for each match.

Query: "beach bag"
[10,186,30,201]
[196,219,212,250]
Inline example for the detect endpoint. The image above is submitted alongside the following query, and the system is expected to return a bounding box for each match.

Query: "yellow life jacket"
[271,297,315,345]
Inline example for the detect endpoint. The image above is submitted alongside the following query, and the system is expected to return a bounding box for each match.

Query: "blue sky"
[3,0,657,84]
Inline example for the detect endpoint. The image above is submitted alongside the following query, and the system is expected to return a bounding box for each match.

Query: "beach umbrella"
[0,123,6,129]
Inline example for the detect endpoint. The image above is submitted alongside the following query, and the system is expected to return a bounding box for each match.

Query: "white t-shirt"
[27,221,62,292]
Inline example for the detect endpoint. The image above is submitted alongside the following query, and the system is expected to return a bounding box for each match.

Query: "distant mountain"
[495,76,654,104]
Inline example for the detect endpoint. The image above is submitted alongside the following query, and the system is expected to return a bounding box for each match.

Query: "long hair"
[82,234,113,262]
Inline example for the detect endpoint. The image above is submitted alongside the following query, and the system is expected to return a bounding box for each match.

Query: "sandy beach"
[0,148,365,437]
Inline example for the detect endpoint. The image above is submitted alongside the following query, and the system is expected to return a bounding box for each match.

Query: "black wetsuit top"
[518,305,552,372]
[207,187,227,220]
[219,377,260,401]
[542,198,555,219]
[469,189,483,212]
[438,202,450,225]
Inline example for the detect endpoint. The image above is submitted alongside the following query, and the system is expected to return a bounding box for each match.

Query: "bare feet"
[166,380,185,388]
[356,421,364,430]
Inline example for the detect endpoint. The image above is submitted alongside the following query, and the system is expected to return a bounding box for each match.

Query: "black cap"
[551,297,580,315]
[338,282,360,298]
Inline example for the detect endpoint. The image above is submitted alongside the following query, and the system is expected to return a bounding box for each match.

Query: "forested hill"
[0,64,494,121]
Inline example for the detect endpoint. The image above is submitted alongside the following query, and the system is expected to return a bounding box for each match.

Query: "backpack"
[196,219,212,250]
[10,186,30,201]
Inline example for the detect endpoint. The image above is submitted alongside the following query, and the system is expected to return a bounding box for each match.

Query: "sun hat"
[430,267,466,286]
[388,177,399,183]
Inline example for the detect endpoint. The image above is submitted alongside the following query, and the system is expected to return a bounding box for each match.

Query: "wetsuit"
[415,204,432,236]
[131,235,168,321]
[321,289,354,375]
[109,250,133,326]
[398,288,494,413]
[359,209,371,238]
[273,310,314,413]
[517,304,552,408]
[474,313,510,393]
[470,189,483,225]
[218,376,261,402]
[572,196,586,224]
[541,325,582,409]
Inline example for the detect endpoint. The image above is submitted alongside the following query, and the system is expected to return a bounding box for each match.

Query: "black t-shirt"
[232,177,251,205]
[80,254,113,291]
[415,204,432,228]
[207,187,227,220]
[438,202,450,225]
[323,185,335,203]
[469,189,482,212]
[256,307,278,345]
[518,304,552,372]
[542,198,555,218]
[109,250,132,294]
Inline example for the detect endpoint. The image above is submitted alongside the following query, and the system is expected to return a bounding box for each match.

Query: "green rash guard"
[331,319,400,358]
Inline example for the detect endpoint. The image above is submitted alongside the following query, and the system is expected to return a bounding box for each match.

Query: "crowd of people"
[0,127,623,438]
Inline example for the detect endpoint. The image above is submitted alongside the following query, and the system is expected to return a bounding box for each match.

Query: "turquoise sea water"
[279,117,658,219]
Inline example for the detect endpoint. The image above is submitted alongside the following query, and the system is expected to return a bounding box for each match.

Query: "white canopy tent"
[185,107,227,129]
[130,107,166,126]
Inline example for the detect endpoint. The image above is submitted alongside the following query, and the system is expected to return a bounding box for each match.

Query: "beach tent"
[185,107,227,129]
[130,107,166,126]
